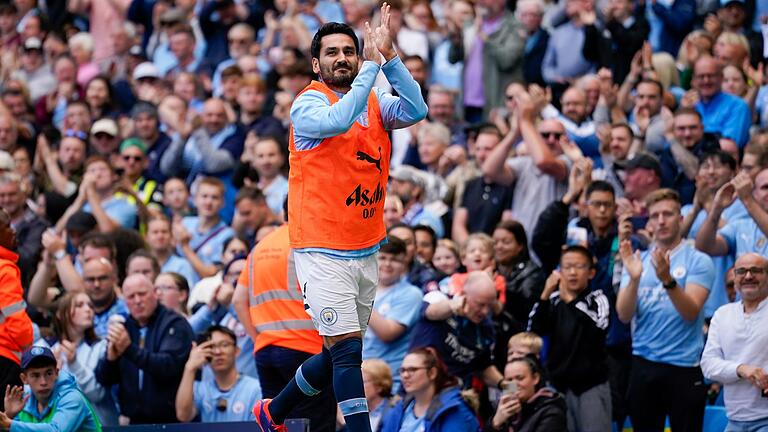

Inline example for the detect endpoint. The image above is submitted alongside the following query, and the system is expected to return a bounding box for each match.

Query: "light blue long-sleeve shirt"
[11,372,100,432]
[290,55,428,258]
[541,21,594,83]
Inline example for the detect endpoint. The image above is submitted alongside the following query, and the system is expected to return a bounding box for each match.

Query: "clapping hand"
[651,248,672,285]
[619,239,642,280]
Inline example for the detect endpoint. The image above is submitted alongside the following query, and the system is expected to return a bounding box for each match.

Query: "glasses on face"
[733,266,766,277]
[64,129,88,141]
[540,131,563,140]
[587,200,615,210]
[122,154,144,162]
[210,341,235,352]
[398,366,429,376]
[84,274,111,285]
[561,263,590,271]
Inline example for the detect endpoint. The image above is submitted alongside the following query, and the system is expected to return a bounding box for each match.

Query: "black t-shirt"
[461,177,514,235]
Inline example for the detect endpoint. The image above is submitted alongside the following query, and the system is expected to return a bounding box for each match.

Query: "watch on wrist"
[53,249,67,261]
[662,279,677,290]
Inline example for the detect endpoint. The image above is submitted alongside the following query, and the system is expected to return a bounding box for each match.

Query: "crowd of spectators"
[0,0,766,430]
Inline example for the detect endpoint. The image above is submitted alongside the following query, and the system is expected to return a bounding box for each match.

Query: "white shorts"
[293,251,378,337]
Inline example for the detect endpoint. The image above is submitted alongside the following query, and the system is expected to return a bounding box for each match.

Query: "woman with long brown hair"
[38,291,119,425]
[381,347,480,431]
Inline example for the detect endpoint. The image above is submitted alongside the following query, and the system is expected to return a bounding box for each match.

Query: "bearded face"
[313,33,360,90]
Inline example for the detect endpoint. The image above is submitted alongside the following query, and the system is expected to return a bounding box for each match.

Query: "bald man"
[686,56,751,150]
[701,253,768,428]
[409,271,504,390]
[159,97,245,222]
[95,274,194,424]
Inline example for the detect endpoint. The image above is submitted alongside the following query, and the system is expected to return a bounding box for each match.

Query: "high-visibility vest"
[0,247,33,365]
[245,225,322,355]
[287,80,391,250]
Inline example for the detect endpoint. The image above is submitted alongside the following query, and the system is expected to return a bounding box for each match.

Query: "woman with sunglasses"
[485,356,566,432]
[380,347,480,432]
[37,291,119,425]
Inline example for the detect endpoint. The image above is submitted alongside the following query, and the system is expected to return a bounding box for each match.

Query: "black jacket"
[484,388,567,432]
[582,14,650,84]
[528,290,610,394]
[95,304,194,424]
[523,28,549,86]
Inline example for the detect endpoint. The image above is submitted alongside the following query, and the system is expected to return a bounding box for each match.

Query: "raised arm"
[617,240,642,323]
[694,182,734,256]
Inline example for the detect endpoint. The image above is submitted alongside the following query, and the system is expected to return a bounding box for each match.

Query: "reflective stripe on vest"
[255,320,318,332]
[251,289,303,304]
[0,300,26,324]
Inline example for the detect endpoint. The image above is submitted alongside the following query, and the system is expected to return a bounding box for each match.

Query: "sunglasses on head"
[64,129,88,141]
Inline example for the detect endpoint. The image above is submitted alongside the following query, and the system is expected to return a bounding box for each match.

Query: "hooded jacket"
[11,371,101,432]
[484,388,566,432]
[380,386,480,432]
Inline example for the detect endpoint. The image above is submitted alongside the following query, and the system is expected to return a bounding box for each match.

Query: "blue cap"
[720,0,745,7]
[20,346,57,370]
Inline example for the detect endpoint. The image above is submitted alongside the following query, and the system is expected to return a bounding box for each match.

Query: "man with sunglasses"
[701,253,768,430]
[176,325,261,423]
[482,89,572,244]
[119,138,163,209]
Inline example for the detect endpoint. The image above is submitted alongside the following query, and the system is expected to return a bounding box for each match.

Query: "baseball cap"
[21,346,57,370]
[65,211,97,233]
[0,151,15,171]
[132,62,160,81]
[119,137,148,154]
[626,152,662,178]
[130,101,159,119]
[23,37,42,51]
[390,165,426,188]
[91,118,118,137]
[720,0,745,7]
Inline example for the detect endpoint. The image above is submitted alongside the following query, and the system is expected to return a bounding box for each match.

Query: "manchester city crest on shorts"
[320,307,338,325]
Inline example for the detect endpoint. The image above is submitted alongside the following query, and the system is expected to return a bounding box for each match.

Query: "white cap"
[23,37,42,51]
[91,118,118,137]
[0,151,14,171]
[132,62,160,81]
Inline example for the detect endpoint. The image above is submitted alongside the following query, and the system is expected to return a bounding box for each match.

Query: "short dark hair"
[610,122,634,139]
[380,235,407,255]
[402,54,426,66]
[674,107,702,121]
[586,180,615,199]
[202,324,237,344]
[126,249,161,276]
[699,149,736,171]
[636,79,663,95]
[79,232,117,261]
[310,22,360,60]
[561,245,594,268]
[235,186,265,205]
[413,225,437,250]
